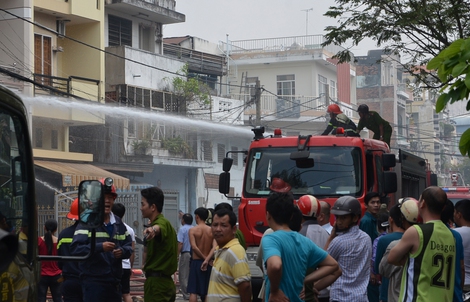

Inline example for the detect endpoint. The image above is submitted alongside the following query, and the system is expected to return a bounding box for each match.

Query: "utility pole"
[255,80,261,126]
[301,8,313,35]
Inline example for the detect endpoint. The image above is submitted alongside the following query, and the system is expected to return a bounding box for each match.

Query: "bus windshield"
[244,146,363,198]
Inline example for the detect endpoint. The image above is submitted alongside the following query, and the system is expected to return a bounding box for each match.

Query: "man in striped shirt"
[318,196,371,302]
[206,209,251,302]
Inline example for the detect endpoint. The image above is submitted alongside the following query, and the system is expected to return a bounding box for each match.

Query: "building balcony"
[105,0,185,24]
[163,43,226,76]
[36,0,103,21]
[397,83,412,102]
[105,45,185,91]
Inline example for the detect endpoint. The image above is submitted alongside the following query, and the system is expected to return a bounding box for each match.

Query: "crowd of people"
[26,177,470,302]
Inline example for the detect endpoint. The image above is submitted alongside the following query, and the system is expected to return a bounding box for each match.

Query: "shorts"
[121,268,131,294]
[187,259,212,296]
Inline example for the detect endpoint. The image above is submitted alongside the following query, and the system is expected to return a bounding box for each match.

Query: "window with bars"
[152,91,164,109]
[203,141,212,161]
[330,80,336,100]
[108,15,132,47]
[35,128,43,148]
[318,74,327,103]
[51,130,58,149]
[127,118,136,138]
[231,147,238,166]
[217,144,225,163]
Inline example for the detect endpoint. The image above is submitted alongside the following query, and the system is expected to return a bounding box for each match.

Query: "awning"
[35,160,130,190]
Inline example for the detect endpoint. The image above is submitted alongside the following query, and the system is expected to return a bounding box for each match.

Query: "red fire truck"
[219,126,432,298]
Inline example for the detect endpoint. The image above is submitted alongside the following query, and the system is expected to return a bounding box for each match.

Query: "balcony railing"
[230,93,330,117]
[223,35,348,58]
[33,74,100,101]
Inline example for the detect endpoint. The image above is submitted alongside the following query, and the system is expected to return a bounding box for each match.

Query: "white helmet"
[296,195,320,218]
[398,197,422,223]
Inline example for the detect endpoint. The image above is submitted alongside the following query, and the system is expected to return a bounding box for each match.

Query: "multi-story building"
[222,35,357,135]
[0,0,132,207]
[0,1,251,232]
[95,2,250,221]
[355,50,413,152]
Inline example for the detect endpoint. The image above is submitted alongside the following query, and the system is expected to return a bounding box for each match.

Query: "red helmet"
[270,178,291,193]
[327,104,342,114]
[67,198,79,220]
[296,195,321,218]
[99,178,117,199]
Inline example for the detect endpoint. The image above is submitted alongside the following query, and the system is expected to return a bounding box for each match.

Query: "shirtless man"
[188,207,214,302]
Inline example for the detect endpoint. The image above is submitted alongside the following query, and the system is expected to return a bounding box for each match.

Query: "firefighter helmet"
[67,198,79,220]
[296,195,321,218]
[331,196,362,217]
[357,104,369,114]
[398,197,421,223]
[327,104,342,114]
[270,178,291,193]
[99,178,117,199]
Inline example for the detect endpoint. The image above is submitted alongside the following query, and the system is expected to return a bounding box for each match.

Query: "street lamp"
[301,8,313,36]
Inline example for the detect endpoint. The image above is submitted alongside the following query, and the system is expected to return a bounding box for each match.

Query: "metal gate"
[38,189,179,269]
[37,191,77,237]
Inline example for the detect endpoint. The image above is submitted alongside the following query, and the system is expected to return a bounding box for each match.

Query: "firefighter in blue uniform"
[58,198,83,302]
[71,178,133,302]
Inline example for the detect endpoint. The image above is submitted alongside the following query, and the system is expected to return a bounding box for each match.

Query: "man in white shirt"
[318,201,333,234]
[112,203,135,302]
[454,198,470,293]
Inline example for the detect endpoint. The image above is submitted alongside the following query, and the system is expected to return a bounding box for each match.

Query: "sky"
[163,0,377,56]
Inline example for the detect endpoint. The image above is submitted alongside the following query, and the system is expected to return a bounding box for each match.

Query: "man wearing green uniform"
[357,104,392,146]
[388,186,456,302]
[141,187,178,302]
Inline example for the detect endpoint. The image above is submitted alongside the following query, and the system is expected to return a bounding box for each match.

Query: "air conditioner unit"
[57,20,66,37]
[52,46,64,52]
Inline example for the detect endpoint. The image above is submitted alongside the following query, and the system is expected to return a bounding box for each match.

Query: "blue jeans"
[38,274,63,302]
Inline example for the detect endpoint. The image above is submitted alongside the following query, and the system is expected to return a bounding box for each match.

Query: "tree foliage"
[323,0,470,87]
[427,38,470,157]
[169,64,211,115]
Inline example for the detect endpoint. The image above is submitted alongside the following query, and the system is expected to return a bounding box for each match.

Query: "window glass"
[244,146,362,198]
[0,110,33,262]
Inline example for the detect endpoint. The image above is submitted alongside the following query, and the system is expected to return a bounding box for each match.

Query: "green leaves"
[459,129,470,157]
[428,37,470,157]
[323,0,470,88]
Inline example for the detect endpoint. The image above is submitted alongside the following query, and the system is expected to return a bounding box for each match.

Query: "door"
[34,34,52,86]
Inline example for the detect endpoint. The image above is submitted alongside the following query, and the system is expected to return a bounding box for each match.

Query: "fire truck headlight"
[246,252,258,262]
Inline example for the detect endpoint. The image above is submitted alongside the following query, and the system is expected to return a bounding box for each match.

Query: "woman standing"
[38,219,63,302]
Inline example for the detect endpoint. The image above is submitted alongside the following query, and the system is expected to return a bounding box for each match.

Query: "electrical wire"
[1,8,468,147]
[0,8,251,92]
